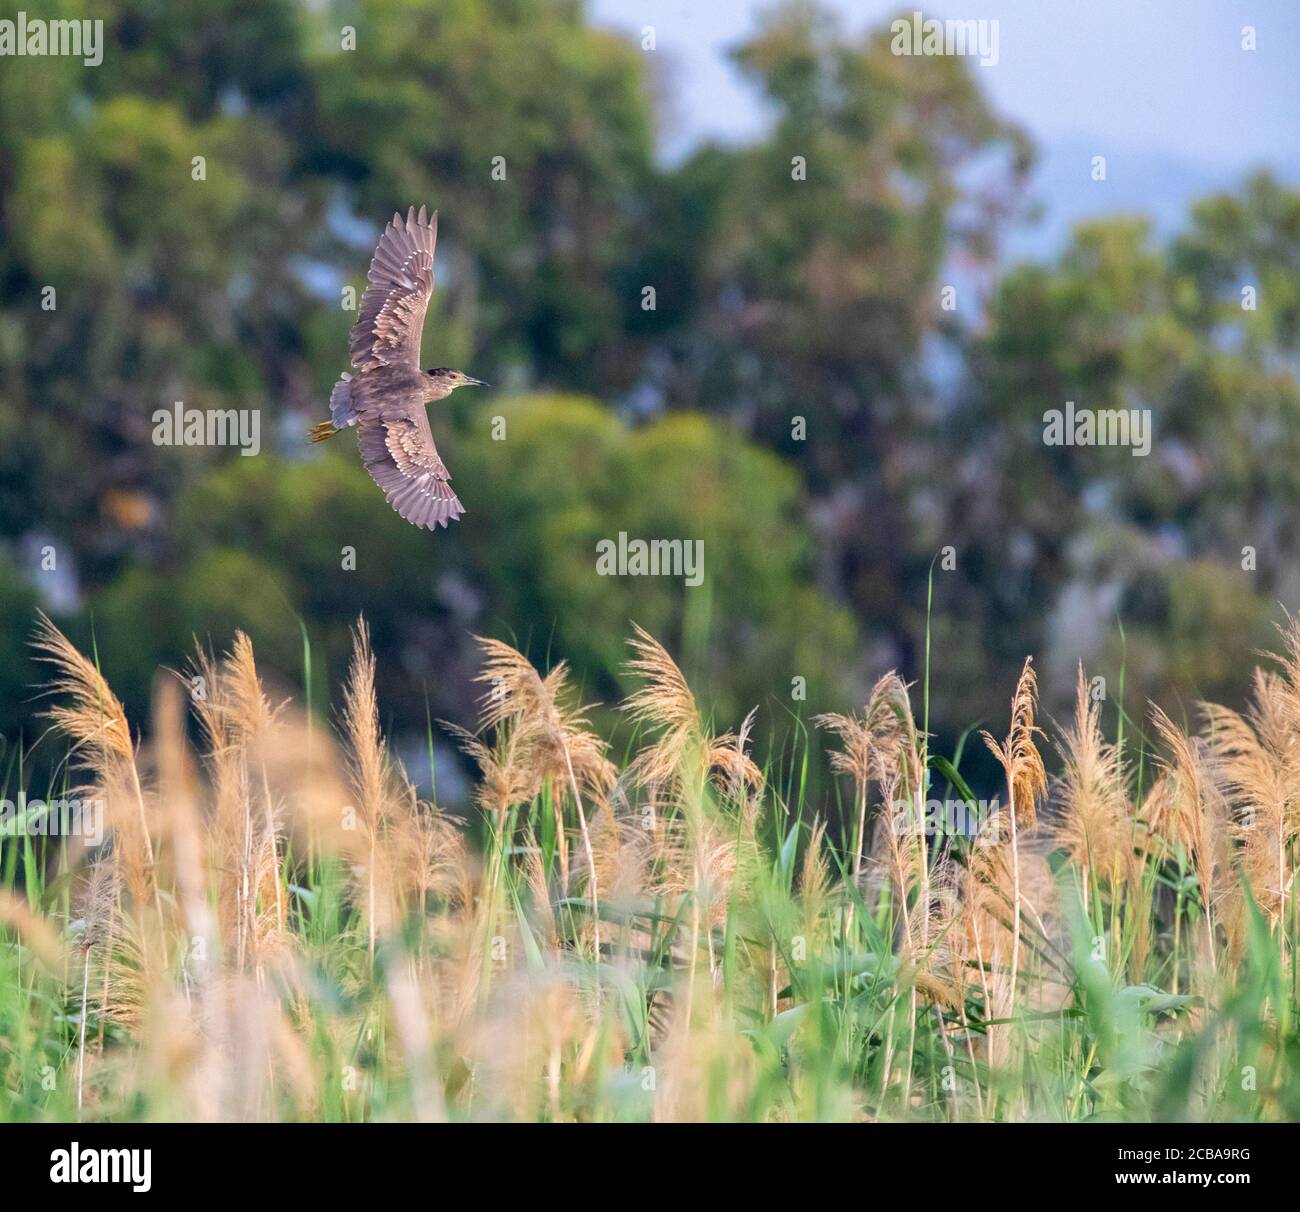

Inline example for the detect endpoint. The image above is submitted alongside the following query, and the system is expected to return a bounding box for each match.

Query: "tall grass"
[1,614,1298,1122]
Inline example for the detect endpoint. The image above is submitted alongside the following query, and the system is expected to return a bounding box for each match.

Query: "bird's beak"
[461,376,487,387]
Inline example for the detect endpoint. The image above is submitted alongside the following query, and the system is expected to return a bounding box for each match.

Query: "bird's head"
[425,367,487,393]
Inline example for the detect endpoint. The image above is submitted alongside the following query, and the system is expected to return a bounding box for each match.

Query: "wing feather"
[348,206,437,372]
[357,407,464,530]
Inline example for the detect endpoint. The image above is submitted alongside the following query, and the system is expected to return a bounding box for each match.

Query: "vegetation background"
[3,0,1300,1129]
[1,0,1297,812]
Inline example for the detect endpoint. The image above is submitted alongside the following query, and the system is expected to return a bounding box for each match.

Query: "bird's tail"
[329,373,358,427]
[309,373,359,444]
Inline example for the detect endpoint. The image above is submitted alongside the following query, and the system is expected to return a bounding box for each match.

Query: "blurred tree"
[0,0,320,586]
[453,394,859,724]
[950,172,1300,726]
[1,0,1298,803]
[83,395,857,749]
[0,556,40,744]
[308,0,657,392]
[638,2,1033,703]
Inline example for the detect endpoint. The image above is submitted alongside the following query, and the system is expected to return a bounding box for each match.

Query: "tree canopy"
[2,0,1297,792]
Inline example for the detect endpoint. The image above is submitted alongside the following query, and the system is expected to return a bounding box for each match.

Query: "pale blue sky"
[590,0,1300,256]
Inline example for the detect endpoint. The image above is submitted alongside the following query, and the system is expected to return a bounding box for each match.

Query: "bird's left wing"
[358,405,464,530]
[348,206,437,372]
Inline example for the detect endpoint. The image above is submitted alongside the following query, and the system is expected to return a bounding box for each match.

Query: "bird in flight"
[309,206,485,529]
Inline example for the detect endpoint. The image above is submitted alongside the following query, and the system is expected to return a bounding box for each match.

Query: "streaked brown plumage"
[309,207,485,529]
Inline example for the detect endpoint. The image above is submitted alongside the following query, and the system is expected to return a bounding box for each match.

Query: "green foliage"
[0,0,1298,804]
[454,394,858,721]
[310,0,656,387]
[78,396,857,751]
[0,556,40,742]
[950,173,1300,728]
[2,627,1298,1124]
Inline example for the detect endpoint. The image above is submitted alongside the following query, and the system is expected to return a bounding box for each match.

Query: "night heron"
[309,206,485,529]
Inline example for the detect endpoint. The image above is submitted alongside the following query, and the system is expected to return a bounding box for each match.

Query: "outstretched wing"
[349,206,437,373]
[357,404,464,530]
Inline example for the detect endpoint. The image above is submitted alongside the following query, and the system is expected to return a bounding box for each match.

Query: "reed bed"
[1,613,1297,1122]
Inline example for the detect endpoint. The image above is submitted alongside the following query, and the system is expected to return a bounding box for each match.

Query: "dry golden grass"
[2,615,1298,1123]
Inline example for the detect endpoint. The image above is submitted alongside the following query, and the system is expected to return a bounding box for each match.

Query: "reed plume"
[473,635,615,932]
[1150,705,1224,974]
[341,617,399,959]
[1201,669,1299,956]
[816,671,916,877]
[982,657,1047,1020]
[6,613,1300,1124]
[32,613,162,932]
[1052,666,1133,905]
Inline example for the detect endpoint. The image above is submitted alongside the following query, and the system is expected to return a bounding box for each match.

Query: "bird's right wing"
[357,407,465,530]
[348,206,437,372]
